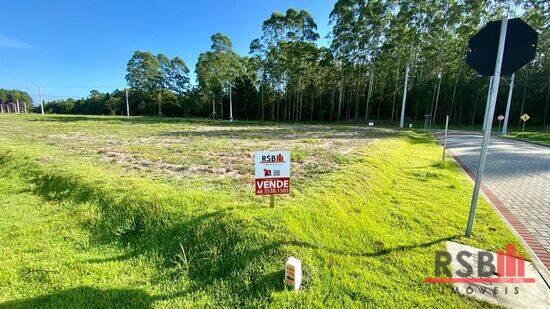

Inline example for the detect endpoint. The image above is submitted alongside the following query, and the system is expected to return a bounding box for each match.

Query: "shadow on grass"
[283,235,459,258]
[22,165,285,305]
[0,286,173,308]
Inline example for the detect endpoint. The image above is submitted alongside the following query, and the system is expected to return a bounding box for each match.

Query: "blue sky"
[0,0,333,104]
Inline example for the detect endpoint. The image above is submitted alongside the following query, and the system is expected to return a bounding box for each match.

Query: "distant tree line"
[37,0,548,127]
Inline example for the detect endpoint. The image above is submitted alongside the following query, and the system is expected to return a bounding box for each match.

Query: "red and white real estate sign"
[254,151,291,195]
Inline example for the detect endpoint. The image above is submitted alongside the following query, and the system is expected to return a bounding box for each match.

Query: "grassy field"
[0,114,525,307]
[503,131,550,146]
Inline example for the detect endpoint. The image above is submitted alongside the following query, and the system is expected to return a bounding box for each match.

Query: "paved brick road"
[437,131,550,270]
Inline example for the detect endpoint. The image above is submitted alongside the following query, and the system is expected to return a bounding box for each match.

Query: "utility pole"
[502,73,515,135]
[399,65,409,128]
[518,69,529,126]
[466,16,508,237]
[39,86,45,116]
[482,77,494,130]
[125,88,130,117]
[229,83,234,122]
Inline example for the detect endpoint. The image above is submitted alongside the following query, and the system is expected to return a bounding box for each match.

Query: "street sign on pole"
[464,17,538,237]
[520,113,530,122]
[465,16,508,237]
[466,18,538,77]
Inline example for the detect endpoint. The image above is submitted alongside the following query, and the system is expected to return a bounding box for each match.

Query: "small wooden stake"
[270,194,275,208]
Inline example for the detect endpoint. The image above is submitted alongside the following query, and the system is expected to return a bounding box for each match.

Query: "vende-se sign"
[254,151,290,195]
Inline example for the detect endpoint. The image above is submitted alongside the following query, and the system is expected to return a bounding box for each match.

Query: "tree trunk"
[212,95,216,118]
[365,71,374,121]
[337,79,343,121]
[432,74,443,126]
[519,69,529,126]
[330,88,335,121]
[157,92,163,117]
[449,70,460,118]
[261,83,265,121]
[544,73,549,129]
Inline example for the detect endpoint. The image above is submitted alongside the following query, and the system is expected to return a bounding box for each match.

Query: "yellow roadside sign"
[520,114,530,122]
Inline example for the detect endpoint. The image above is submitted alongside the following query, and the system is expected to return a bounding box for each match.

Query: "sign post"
[497,114,504,132]
[254,151,291,207]
[464,16,538,237]
[465,16,508,237]
[520,114,530,138]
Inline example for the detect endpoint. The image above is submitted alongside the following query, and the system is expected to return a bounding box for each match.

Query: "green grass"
[503,131,550,146]
[0,114,525,307]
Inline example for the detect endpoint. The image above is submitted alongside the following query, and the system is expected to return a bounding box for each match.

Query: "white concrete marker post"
[502,73,515,135]
[399,65,409,128]
[285,257,302,290]
[466,16,508,237]
[442,115,449,163]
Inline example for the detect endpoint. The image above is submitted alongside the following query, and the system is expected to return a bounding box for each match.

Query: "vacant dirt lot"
[0,115,394,188]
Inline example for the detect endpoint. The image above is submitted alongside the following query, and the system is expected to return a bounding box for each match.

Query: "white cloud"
[0,34,35,49]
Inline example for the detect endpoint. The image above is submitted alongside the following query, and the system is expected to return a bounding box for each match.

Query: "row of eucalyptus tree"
[192,0,547,127]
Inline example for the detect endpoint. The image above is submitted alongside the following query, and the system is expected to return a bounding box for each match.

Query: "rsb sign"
[254,151,290,195]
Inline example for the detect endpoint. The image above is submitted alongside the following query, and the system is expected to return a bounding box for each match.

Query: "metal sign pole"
[502,73,515,135]
[466,16,508,237]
